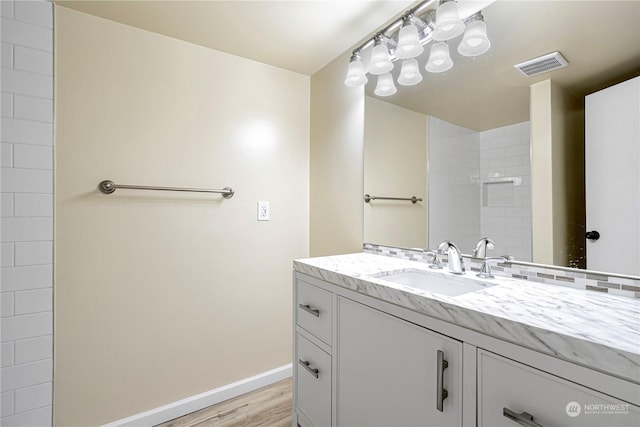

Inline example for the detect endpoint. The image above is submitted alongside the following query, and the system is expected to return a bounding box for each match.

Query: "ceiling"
[56,0,414,76]
[365,0,640,130]
[56,1,640,131]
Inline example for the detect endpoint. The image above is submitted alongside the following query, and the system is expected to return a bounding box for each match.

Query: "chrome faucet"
[473,237,495,259]
[437,241,465,275]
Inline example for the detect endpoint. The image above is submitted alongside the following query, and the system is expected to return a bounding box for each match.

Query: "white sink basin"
[371,268,495,297]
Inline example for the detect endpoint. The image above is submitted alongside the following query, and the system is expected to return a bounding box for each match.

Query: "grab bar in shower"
[98,180,234,198]
[364,194,423,204]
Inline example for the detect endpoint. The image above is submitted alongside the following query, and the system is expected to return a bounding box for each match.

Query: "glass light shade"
[368,42,393,75]
[457,19,490,57]
[433,0,465,41]
[397,59,423,86]
[344,58,368,87]
[374,73,397,96]
[425,41,453,73]
[395,23,424,59]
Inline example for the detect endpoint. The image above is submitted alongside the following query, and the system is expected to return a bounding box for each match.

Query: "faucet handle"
[477,256,506,279]
[423,250,443,269]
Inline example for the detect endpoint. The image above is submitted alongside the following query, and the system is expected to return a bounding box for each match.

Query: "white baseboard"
[102,364,293,427]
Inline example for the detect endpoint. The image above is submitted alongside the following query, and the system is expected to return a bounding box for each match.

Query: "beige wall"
[530,79,585,267]
[364,97,427,248]
[54,7,309,426]
[309,51,364,256]
[530,81,554,264]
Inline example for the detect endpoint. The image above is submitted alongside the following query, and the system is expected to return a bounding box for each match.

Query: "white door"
[337,297,463,427]
[585,76,640,275]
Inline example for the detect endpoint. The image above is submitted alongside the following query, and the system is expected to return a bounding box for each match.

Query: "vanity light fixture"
[344,52,368,87]
[395,16,423,59]
[432,0,465,41]
[426,41,453,73]
[374,72,397,96]
[458,12,490,57]
[368,35,394,75]
[344,0,491,96]
[398,58,423,86]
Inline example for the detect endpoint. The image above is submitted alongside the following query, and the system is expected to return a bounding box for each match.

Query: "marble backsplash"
[363,243,640,299]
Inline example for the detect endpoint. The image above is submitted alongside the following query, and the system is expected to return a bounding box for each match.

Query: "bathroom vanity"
[291,253,640,427]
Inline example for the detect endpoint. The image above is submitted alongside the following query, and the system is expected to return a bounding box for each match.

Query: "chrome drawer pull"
[503,408,544,427]
[436,349,449,412]
[299,303,320,317]
[298,359,319,379]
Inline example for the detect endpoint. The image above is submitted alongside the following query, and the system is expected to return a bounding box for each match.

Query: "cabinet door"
[337,297,463,427]
[478,349,640,427]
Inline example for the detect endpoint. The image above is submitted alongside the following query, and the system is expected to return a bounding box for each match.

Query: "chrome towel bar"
[98,180,234,198]
[364,194,422,204]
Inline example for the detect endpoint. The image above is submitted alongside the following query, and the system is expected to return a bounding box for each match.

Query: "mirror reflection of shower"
[428,116,531,261]
[364,96,532,261]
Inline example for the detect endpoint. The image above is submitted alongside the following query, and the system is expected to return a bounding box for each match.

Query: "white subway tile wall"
[479,122,532,260]
[428,117,481,252]
[427,117,532,260]
[14,241,51,266]
[1,1,54,425]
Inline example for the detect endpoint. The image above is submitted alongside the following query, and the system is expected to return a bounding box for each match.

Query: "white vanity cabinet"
[478,350,640,427]
[294,277,334,427]
[337,297,462,427]
[292,271,640,427]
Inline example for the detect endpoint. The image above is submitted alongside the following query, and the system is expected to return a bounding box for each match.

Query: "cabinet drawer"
[478,350,640,427]
[296,333,331,427]
[296,280,332,345]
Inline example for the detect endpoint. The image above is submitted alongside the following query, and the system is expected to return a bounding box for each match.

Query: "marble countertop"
[294,253,640,383]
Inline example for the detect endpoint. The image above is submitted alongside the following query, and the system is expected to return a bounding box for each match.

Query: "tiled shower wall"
[1,1,54,425]
[428,117,532,260]
[479,122,532,260]
[427,117,480,253]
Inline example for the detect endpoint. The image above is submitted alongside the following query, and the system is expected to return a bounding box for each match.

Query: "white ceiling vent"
[514,51,569,77]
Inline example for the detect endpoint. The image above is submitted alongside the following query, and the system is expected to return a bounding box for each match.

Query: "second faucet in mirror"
[437,241,465,275]
[473,237,495,259]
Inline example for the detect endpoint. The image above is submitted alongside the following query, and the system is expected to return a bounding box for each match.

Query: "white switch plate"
[257,201,270,221]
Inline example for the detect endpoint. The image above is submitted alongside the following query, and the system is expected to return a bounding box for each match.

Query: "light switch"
[258,201,270,221]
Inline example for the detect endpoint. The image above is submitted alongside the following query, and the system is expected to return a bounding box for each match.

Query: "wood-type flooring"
[157,378,292,427]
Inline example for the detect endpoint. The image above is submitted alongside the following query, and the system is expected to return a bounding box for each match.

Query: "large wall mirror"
[363,0,640,275]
